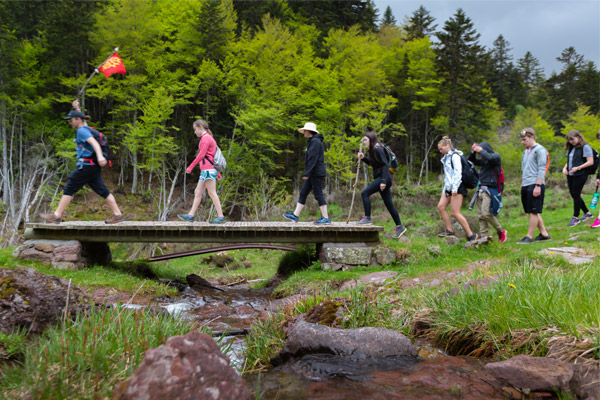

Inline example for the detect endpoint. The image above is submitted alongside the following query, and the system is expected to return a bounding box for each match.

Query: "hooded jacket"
[441,148,464,192]
[303,133,326,178]
[362,144,391,186]
[467,142,501,187]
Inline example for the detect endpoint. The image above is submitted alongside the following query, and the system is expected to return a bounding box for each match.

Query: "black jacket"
[303,134,326,178]
[467,142,501,187]
[363,145,391,186]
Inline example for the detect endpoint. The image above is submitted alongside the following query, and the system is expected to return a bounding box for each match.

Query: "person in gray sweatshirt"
[517,127,551,244]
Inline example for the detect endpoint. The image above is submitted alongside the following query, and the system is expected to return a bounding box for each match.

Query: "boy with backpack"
[39,109,124,224]
[468,142,507,243]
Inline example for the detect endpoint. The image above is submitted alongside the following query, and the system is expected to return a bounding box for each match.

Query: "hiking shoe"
[209,216,226,224]
[177,214,195,222]
[467,233,479,242]
[591,218,600,228]
[498,229,507,243]
[393,224,407,238]
[533,234,551,241]
[39,213,61,224]
[283,212,299,223]
[105,214,125,224]
[517,236,534,244]
[314,217,332,225]
[356,216,372,224]
[581,212,593,222]
[437,230,455,237]
[568,217,580,227]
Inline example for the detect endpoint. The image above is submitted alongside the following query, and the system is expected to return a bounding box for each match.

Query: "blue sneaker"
[178,214,194,222]
[283,212,299,222]
[210,216,226,224]
[314,216,331,225]
[568,217,580,227]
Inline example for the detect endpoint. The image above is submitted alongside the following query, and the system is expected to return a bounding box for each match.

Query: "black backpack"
[375,143,399,173]
[88,126,113,167]
[586,148,599,175]
[451,153,479,189]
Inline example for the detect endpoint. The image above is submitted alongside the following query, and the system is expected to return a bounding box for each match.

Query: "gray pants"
[476,190,502,237]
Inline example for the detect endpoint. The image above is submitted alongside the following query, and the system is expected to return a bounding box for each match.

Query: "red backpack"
[494,166,505,193]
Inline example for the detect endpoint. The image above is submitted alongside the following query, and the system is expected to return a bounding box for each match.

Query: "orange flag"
[98,52,126,78]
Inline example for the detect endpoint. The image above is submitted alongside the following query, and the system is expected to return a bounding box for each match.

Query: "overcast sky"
[373,0,600,76]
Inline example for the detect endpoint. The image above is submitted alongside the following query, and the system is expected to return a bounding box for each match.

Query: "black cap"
[63,110,86,120]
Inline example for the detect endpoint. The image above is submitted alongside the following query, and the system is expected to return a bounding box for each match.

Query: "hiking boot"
[177,214,195,222]
[105,214,125,224]
[567,217,580,227]
[39,213,61,224]
[517,236,534,244]
[437,230,455,237]
[533,233,551,241]
[581,212,593,222]
[591,218,600,228]
[314,216,332,225]
[467,233,479,242]
[209,216,226,224]
[497,229,507,243]
[283,212,299,223]
[393,224,407,238]
[356,216,372,224]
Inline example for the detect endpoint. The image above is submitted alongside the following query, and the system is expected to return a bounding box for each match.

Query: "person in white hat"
[283,122,331,224]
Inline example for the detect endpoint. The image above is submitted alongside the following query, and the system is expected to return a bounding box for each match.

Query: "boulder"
[570,363,600,400]
[0,267,91,334]
[484,355,573,392]
[319,243,372,265]
[14,240,112,268]
[271,320,418,366]
[373,247,397,266]
[112,331,252,400]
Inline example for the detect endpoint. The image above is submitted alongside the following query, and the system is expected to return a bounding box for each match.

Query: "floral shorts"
[199,169,218,182]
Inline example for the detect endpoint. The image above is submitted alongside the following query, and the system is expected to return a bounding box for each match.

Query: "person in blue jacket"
[283,122,331,224]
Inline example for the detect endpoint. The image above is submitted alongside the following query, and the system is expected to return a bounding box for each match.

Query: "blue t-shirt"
[75,126,94,166]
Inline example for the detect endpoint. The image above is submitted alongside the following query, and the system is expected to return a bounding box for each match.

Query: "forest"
[1,0,599,246]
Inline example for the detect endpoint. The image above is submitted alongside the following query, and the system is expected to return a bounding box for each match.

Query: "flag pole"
[77,47,119,111]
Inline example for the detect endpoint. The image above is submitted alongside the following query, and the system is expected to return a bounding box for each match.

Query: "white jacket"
[441,149,463,193]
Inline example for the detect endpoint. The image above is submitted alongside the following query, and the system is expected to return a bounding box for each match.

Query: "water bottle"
[591,186,599,210]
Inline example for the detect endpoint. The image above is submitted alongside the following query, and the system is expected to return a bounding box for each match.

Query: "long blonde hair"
[193,119,213,136]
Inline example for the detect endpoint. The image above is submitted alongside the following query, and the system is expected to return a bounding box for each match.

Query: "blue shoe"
[567,217,580,227]
[393,224,407,238]
[283,212,299,222]
[210,216,226,224]
[178,214,194,222]
[314,217,331,225]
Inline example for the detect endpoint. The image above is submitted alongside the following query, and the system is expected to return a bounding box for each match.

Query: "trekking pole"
[346,141,364,224]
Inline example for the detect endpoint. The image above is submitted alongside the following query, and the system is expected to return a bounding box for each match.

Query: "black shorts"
[63,165,111,198]
[521,184,545,214]
[444,183,468,198]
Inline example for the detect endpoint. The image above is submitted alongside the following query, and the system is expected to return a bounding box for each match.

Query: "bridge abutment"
[14,240,112,270]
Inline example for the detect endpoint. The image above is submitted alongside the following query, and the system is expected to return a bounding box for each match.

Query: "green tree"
[561,104,600,144]
[381,6,396,27]
[405,6,437,40]
[516,51,544,106]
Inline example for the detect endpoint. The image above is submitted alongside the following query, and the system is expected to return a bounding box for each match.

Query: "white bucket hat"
[298,122,319,134]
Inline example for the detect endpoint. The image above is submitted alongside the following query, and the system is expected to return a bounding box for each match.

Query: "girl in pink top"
[178,119,225,223]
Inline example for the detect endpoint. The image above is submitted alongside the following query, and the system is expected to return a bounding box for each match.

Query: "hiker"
[517,127,550,244]
[283,122,331,224]
[355,132,407,238]
[436,136,478,242]
[592,130,600,228]
[39,109,124,224]
[562,130,594,226]
[177,119,226,223]
[468,142,507,243]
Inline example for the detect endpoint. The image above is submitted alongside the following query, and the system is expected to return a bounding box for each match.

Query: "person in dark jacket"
[562,130,595,227]
[468,142,507,242]
[356,132,406,238]
[283,122,331,224]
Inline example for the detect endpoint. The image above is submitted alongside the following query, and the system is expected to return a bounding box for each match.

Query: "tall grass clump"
[0,307,197,400]
[342,289,405,331]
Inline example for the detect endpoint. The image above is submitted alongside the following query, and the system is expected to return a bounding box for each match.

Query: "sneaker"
[568,217,580,227]
[314,217,332,225]
[105,214,125,224]
[356,216,372,224]
[437,230,455,237]
[517,236,534,244]
[39,213,61,224]
[283,212,299,222]
[533,234,551,241]
[581,212,593,222]
[177,214,195,222]
[393,225,407,238]
[210,216,226,224]
[498,229,507,243]
[591,218,600,228]
[467,233,479,242]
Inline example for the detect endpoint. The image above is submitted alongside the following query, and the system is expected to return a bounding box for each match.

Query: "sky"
[373,0,600,76]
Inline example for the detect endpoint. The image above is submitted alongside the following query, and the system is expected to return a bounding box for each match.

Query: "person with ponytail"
[562,129,594,227]
[355,131,407,238]
[436,136,478,242]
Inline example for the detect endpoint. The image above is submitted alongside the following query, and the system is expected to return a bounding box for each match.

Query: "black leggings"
[361,178,401,226]
[567,174,589,217]
[298,176,327,206]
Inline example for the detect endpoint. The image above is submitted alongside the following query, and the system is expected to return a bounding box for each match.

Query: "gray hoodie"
[521,143,548,186]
